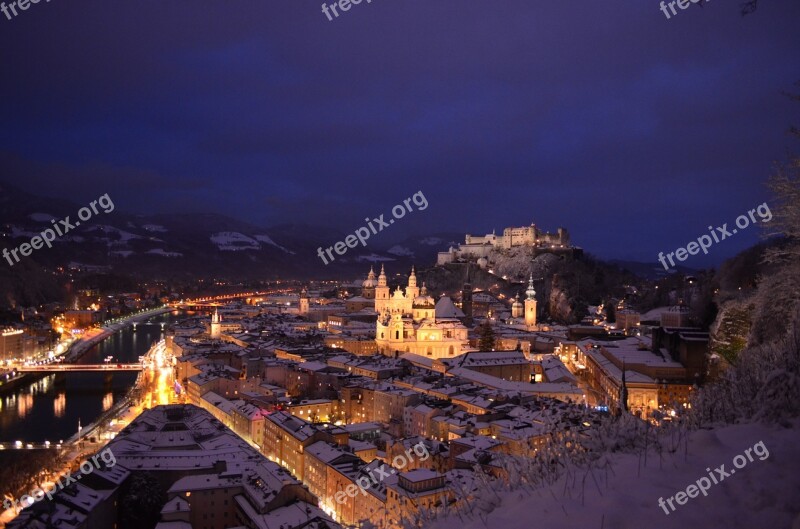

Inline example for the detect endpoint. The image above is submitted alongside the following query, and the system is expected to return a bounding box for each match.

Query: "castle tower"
[210,309,221,339]
[524,274,537,329]
[299,288,309,315]
[375,264,390,315]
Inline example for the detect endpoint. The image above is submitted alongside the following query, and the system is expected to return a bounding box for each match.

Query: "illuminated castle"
[438,222,571,265]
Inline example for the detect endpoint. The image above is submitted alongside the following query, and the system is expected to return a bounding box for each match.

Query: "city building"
[0,327,24,362]
[661,305,691,328]
[374,266,469,359]
[262,411,349,480]
[7,405,339,529]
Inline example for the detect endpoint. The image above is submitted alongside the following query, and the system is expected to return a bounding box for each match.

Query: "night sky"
[1,0,798,266]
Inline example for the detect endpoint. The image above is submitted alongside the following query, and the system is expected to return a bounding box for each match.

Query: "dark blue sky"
[1,0,798,266]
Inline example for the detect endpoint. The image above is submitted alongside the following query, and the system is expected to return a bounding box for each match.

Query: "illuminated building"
[373,266,469,359]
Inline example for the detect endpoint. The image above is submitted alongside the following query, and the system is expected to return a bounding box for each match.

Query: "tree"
[605,301,616,324]
[119,473,166,529]
[478,322,496,351]
[749,85,800,344]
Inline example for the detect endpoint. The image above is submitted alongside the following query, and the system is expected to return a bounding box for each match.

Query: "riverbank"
[62,306,172,363]
[0,306,173,396]
[0,331,172,527]
[0,307,171,398]
[64,344,156,444]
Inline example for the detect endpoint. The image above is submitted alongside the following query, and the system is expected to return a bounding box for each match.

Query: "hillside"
[429,419,800,529]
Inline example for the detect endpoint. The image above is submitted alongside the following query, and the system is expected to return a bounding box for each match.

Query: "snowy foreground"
[431,420,800,529]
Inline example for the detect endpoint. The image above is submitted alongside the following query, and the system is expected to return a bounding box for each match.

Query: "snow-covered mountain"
[0,183,454,280]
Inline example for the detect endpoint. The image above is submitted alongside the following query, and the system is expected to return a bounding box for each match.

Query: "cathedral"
[367,265,469,359]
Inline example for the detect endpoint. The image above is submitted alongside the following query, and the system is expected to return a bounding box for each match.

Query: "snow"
[28,212,55,222]
[208,232,297,253]
[492,247,560,282]
[9,225,41,238]
[110,250,134,258]
[419,237,446,246]
[254,234,295,254]
[84,225,143,242]
[435,296,465,319]
[640,306,673,321]
[355,254,396,263]
[146,248,183,257]
[210,231,260,251]
[142,224,168,232]
[429,420,800,529]
[387,245,414,257]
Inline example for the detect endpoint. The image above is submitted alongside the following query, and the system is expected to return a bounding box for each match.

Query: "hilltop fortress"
[438,223,573,265]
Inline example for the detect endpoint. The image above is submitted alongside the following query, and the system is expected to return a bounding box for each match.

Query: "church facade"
[370,265,470,359]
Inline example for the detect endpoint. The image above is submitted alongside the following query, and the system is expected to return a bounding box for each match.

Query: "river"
[0,310,188,444]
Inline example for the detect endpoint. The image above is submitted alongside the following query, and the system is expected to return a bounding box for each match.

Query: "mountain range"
[0,182,463,281]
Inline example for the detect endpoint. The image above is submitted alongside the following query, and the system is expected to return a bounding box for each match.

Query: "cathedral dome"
[362,266,377,288]
[413,295,435,308]
[413,283,434,308]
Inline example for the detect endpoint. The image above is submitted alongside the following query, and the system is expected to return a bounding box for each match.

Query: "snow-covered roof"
[435,296,466,318]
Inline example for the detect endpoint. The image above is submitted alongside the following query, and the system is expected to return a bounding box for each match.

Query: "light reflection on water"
[102,392,113,412]
[0,311,187,442]
[16,393,33,419]
[54,392,66,418]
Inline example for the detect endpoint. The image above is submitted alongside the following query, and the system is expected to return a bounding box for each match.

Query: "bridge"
[170,290,288,310]
[15,364,144,372]
[0,441,66,450]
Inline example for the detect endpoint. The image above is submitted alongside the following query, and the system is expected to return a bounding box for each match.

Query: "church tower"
[512,292,524,318]
[210,309,221,339]
[375,264,390,315]
[299,288,309,315]
[405,266,420,300]
[524,274,537,329]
